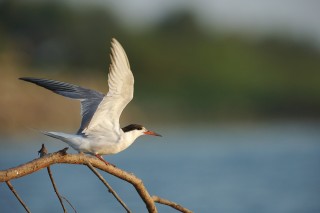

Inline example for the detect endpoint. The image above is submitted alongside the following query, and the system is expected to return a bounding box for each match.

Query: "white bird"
[20,38,161,165]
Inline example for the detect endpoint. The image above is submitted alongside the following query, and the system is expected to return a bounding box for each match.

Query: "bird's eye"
[137,127,142,130]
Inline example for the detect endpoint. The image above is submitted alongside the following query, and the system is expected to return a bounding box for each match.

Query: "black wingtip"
[19,77,34,82]
[19,77,50,85]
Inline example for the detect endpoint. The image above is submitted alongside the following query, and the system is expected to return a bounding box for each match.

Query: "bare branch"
[1,150,192,213]
[0,151,158,212]
[39,144,69,212]
[47,166,67,213]
[5,181,31,213]
[86,162,131,213]
[61,196,77,213]
[152,196,193,213]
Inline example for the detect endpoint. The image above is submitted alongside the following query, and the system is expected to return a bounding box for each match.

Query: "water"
[1,122,320,213]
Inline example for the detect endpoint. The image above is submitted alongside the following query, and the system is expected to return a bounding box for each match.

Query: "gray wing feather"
[19,77,104,134]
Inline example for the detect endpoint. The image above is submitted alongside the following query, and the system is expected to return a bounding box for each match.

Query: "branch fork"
[0,145,192,213]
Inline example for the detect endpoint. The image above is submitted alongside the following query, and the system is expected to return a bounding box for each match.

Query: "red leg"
[95,154,115,167]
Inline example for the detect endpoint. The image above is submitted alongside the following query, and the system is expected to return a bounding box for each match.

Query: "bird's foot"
[95,154,116,167]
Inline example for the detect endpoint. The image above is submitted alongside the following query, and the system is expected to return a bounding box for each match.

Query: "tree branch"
[0,150,158,212]
[47,166,67,212]
[152,196,193,213]
[86,162,131,213]
[0,149,193,213]
[61,196,77,213]
[39,144,68,212]
[5,181,31,213]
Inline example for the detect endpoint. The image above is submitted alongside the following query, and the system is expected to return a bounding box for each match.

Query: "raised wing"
[83,38,134,135]
[19,77,104,134]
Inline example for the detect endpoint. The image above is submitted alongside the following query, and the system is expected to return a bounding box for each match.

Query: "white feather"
[83,38,134,136]
[22,38,160,159]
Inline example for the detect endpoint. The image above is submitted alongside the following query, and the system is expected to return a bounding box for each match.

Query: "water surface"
[1,122,320,213]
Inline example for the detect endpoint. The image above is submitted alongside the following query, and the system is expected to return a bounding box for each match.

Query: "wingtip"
[111,37,118,43]
[19,77,36,83]
[111,38,122,50]
[111,38,124,49]
[19,77,30,81]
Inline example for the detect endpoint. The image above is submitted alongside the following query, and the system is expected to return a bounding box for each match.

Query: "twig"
[47,166,67,212]
[39,145,76,213]
[39,144,67,212]
[152,196,193,213]
[38,144,48,157]
[61,196,77,213]
[86,162,131,213]
[5,181,31,213]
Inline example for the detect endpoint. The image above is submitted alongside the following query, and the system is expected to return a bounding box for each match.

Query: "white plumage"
[20,38,161,165]
[85,39,134,135]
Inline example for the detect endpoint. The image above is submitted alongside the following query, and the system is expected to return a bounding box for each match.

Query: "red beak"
[144,130,162,137]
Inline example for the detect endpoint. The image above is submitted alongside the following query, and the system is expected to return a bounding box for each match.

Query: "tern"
[20,38,161,165]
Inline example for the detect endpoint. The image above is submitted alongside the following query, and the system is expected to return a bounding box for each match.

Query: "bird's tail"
[41,131,79,147]
[41,131,72,143]
[41,131,84,151]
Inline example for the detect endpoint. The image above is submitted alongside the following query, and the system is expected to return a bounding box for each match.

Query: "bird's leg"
[95,154,116,167]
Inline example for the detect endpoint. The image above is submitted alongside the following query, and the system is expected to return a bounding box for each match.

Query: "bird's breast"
[82,133,129,155]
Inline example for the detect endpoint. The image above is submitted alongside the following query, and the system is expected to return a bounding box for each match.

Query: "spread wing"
[82,38,134,135]
[19,77,104,134]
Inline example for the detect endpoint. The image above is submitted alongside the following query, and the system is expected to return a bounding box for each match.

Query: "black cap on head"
[122,124,143,132]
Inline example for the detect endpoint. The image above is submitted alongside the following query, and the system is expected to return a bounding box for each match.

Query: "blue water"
[1,122,320,213]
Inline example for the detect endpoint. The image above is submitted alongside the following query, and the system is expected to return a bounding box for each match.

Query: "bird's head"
[122,124,162,138]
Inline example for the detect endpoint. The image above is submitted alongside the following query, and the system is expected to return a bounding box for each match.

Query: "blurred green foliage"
[1,0,320,122]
